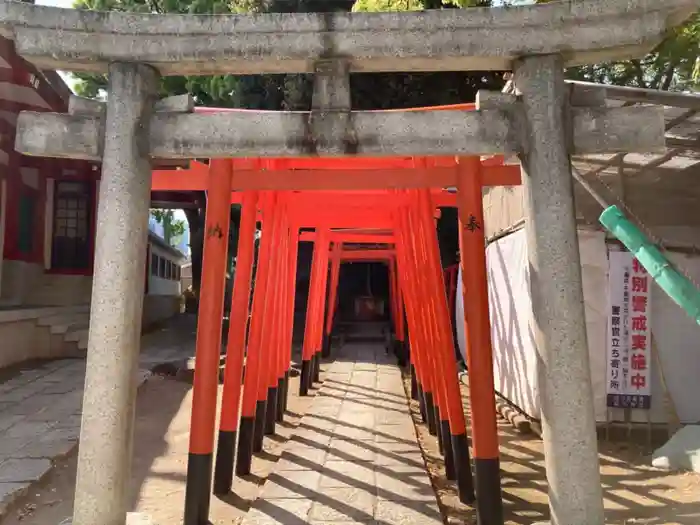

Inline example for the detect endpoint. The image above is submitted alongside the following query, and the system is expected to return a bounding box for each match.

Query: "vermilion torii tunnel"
[151,138,521,525]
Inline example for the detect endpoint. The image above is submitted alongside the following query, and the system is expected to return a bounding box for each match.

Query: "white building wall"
[148,242,182,296]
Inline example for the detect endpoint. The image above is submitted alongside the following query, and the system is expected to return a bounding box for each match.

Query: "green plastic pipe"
[599,205,700,325]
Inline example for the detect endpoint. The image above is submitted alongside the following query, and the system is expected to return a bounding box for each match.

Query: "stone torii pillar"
[515,55,606,525]
[73,63,159,525]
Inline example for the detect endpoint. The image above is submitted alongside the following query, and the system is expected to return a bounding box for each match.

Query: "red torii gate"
[152,145,517,525]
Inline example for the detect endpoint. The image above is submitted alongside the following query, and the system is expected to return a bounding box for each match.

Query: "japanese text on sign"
[606,251,652,410]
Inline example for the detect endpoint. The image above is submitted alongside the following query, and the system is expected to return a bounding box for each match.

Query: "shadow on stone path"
[243,342,443,525]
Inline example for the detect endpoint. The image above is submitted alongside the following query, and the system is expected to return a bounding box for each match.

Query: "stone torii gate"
[4,0,696,524]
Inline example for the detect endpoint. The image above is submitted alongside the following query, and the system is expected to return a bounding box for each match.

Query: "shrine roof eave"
[0,0,696,76]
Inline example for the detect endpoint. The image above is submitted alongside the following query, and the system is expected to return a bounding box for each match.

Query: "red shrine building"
[0,37,185,369]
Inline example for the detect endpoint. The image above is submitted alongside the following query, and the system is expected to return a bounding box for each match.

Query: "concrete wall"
[0,318,44,368]
[0,307,86,369]
[142,294,182,329]
[144,242,184,328]
[0,260,44,304]
[180,262,192,291]
[29,274,92,306]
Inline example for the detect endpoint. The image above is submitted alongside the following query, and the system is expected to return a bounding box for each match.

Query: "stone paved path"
[243,342,442,525]
[0,315,197,517]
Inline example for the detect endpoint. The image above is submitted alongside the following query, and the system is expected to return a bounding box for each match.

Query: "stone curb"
[459,372,535,436]
[494,398,533,435]
[0,369,152,520]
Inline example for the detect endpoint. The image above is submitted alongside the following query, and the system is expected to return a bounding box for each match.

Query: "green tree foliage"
[150,209,186,246]
[72,0,242,106]
[566,16,700,91]
[533,0,700,91]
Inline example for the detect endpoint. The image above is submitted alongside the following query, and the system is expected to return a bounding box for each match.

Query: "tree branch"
[661,61,679,91]
[631,59,647,88]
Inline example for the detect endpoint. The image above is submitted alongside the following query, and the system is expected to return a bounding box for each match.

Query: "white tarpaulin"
[455,227,611,422]
[456,227,700,424]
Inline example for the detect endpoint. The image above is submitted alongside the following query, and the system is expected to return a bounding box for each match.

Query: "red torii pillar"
[323,242,343,357]
[251,194,285,452]
[456,157,503,525]
[265,204,292,436]
[236,192,277,472]
[395,189,475,502]
[213,190,258,495]
[184,159,233,525]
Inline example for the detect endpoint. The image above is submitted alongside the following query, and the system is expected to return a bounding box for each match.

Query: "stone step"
[65,328,88,343]
[49,318,89,335]
[35,307,90,327]
[0,305,88,325]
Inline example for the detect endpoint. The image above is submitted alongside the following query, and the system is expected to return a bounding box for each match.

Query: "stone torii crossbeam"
[2,0,698,524]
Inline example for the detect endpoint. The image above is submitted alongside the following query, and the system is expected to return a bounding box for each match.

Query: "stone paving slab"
[0,315,197,518]
[243,342,442,525]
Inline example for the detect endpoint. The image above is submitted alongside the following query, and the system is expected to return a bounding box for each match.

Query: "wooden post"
[420,188,476,503]
[456,157,503,523]
[300,228,325,395]
[213,191,259,495]
[312,231,331,383]
[395,206,435,430]
[283,229,300,410]
[237,193,274,474]
[323,242,342,357]
[253,195,282,451]
[184,159,233,525]
[265,201,286,435]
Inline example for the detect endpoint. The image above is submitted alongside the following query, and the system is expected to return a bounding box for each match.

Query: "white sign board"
[606,250,652,409]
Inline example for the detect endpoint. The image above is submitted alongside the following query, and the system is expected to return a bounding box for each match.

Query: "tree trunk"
[184,192,206,300]
[163,210,172,245]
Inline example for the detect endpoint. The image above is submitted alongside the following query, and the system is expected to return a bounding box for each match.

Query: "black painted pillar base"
[264,387,278,435]
[253,400,267,452]
[435,407,444,455]
[410,365,418,400]
[213,430,236,495]
[184,452,213,525]
[235,417,255,476]
[313,352,321,383]
[394,340,407,367]
[418,385,427,423]
[299,359,311,396]
[424,392,437,435]
[321,334,331,357]
[441,421,456,481]
[283,370,290,410]
[276,377,285,422]
[474,458,504,525]
[451,433,476,504]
